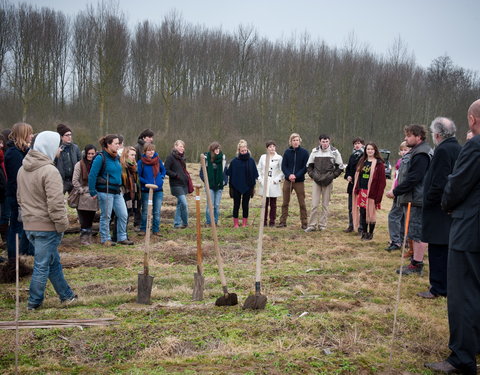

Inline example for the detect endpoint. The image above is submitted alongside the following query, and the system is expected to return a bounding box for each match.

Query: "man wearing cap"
[55,123,81,194]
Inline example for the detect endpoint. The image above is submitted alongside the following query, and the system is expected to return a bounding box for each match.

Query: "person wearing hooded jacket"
[17,131,77,310]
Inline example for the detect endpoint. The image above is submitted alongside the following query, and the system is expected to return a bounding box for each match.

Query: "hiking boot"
[117,239,134,245]
[396,262,423,275]
[385,243,401,251]
[304,226,316,233]
[103,241,117,247]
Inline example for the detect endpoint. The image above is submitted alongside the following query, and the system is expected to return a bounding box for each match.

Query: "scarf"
[105,148,117,159]
[122,160,139,200]
[141,154,160,178]
[80,158,92,186]
[206,151,224,190]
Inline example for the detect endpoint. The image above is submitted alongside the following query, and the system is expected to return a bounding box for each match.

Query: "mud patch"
[61,254,125,269]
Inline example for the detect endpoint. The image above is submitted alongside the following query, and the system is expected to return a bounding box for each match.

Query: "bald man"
[425,99,480,374]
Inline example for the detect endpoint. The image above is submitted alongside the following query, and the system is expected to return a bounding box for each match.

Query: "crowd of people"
[2,98,480,373]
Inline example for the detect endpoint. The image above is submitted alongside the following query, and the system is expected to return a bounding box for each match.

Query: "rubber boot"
[242,218,248,227]
[233,218,239,228]
[87,229,93,245]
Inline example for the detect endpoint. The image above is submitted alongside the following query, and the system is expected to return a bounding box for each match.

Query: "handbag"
[67,188,81,208]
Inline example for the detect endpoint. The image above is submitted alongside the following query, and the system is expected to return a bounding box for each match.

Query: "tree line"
[1,1,479,160]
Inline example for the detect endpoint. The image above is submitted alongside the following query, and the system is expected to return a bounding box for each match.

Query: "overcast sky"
[25,0,480,73]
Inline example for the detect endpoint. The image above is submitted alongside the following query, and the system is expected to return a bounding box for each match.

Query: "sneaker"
[62,295,78,306]
[301,224,308,230]
[385,243,401,251]
[304,226,316,233]
[137,231,146,236]
[103,241,116,247]
[396,262,423,275]
[117,239,134,245]
[27,304,41,311]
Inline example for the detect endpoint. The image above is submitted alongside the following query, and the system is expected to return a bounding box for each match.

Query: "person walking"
[72,145,98,246]
[277,133,309,229]
[55,123,81,194]
[352,142,386,240]
[88,134,133,246]
[343,137,364,233]
[165,140,193,229]
[257,140,284,227]
[17,131,77,310]
[226,139,259,228]
[137,143,166,236]
[200,142,227,226]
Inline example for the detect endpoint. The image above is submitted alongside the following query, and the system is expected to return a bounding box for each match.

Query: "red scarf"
[141,154,160,178]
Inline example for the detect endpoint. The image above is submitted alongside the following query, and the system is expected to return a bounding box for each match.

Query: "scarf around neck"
[141,154,160,178]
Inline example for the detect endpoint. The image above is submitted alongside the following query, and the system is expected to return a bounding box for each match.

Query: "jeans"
[97,192,128,243]
[6,195,34,259]
[388,198,404,245]
[141,191,163,233]
[25,231,75,307]
[174,194,188,227]
[205,189,222,225]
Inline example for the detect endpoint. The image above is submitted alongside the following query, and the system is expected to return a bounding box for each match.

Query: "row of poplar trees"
[1,1,479,160]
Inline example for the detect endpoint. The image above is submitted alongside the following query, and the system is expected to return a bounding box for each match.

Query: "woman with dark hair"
[88,135,133,246]
[138,143,166,235]
[165,140,192,229]
[201,141,227,226]
[226,139,259,228]
[72,144,98,245]
[5,123,34,260]
[353,142,386,240]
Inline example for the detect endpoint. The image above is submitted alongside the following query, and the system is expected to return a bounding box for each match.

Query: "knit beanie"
[57,123,72,137]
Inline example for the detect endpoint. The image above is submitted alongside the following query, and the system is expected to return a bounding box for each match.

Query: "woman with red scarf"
[137,143,166,236]
[72,144,98,245]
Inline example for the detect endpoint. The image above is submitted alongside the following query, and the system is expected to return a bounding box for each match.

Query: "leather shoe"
[343,227,353,233]
[417,290,439,299]
[117,239,134,245]
[425,361,461,373]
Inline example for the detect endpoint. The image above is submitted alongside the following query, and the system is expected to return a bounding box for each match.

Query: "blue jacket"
[281,146,309,183]
[5,141,29,198]
[88,151,122,196]
[137,153,166,192]
[226,153,258,194]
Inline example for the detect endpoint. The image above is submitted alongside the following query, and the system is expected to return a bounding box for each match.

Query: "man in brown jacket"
[17,131,77,310]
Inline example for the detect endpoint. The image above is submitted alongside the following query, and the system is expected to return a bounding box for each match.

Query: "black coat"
[421,137,461,244]
[442,135,480,252]
[344,148,363,194]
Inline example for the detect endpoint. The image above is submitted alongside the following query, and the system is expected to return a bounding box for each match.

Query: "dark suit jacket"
[442,135,480,252]
[422,137,461,244]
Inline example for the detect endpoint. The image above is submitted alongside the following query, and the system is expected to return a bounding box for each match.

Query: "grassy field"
[0,165,451,374]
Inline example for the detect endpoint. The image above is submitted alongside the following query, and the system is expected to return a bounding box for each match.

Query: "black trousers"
[232,188,252,219]
[428,243,448,297]
[446,249,480,375]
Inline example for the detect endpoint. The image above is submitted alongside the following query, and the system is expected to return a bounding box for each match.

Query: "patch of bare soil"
[286,299,362,314]
[61,254,125,269]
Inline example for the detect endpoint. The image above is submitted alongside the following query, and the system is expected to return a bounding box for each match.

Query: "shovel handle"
[201,155,228,289]
[194,185,204,274]
[256,153,270,286]
[144,184,158,275]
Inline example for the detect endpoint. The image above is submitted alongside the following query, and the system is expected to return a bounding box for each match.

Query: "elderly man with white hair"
[17,131,77,311]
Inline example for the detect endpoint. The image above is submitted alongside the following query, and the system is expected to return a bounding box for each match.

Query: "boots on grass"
[80,230,90,246]
[233,218,239,228]
[242,218,248,227]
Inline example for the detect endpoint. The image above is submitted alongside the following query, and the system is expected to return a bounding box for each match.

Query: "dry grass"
[0,165,453,374]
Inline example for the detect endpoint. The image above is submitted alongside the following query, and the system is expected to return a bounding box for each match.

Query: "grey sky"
[26,0,480,73]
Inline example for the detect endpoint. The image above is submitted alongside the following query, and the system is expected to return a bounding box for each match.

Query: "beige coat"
[17,150,69,233]
[72,161,98,211]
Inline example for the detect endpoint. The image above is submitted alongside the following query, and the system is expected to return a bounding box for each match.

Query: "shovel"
[192,184,204,301]
[243,153,270,310]
[201,155,238,306]
[137,183,158,304]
